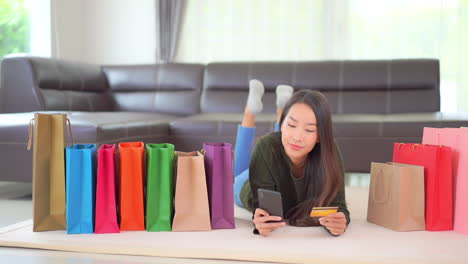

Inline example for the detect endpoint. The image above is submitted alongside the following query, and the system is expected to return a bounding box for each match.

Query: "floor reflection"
[345,172,370,187]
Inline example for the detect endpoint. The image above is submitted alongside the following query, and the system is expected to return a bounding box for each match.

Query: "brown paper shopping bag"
[367,162,425,231]
[27,113,73,232]
[172,151,211,231]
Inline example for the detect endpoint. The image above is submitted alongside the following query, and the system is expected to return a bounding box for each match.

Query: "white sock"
[246,79,264,114]
[276,84,294,108]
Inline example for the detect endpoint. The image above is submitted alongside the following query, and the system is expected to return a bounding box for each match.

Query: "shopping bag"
[95,144,119,234]
[172,151,211,231]
[27,113,72,232]
[146,143,175,232]
[367,162,425,231]
[203,142,235,229]
[118,142,145,231]
[66,144,97,234]
[423,127,468,234]
[393,143,453,231]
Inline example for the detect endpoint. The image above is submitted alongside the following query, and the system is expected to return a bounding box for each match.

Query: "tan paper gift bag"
[27,113,73,232]
[172,151,211,231]
[367,162,425,231]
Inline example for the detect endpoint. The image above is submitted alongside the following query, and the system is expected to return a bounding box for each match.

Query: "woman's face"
[281,103,319,165]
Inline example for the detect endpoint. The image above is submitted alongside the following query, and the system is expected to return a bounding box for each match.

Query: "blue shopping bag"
[66,144,97,234]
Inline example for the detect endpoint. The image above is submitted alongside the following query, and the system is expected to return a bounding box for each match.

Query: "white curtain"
[175,0,467,113]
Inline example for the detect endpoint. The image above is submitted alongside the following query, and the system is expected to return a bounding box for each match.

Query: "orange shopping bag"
[118,142,145,231]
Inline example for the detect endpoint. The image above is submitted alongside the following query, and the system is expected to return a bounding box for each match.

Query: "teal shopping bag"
[66,144,97,234]
[146,143,175,232]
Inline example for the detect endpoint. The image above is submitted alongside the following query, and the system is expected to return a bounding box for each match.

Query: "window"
[345,0,467,113]
[176,0,324,62]
[0,0,51,58]
[0,0,30,57]
[176,0,467,112]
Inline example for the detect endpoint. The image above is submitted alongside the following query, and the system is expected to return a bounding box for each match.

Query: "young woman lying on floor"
[233,80,350,236]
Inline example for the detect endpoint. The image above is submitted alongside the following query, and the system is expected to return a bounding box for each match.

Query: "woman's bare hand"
[253,208,286,236]
[319,212,347,236]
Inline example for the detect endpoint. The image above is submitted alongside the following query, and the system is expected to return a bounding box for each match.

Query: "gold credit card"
[310,206,338,217]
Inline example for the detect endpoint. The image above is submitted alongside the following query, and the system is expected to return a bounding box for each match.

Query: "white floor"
[0,181,270,263]
[0,182,32,228]
[0,173,370,263]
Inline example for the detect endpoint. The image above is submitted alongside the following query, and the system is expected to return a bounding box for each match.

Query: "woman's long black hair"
[279,90,343,226]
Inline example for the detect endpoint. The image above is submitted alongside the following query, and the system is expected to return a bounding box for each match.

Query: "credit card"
[310,206,338,217]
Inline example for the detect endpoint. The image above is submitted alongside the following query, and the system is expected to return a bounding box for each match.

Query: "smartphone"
[257,188,284,223]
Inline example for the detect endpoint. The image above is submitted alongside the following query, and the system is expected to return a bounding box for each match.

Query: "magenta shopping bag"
[95,144,120,234]
[203,142,235,229]
[423,127,468,235]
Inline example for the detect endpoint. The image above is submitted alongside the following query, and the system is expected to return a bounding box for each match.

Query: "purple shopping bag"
[203,142,235,229]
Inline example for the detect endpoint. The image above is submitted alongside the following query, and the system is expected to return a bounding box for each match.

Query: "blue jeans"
[234,122,280,208]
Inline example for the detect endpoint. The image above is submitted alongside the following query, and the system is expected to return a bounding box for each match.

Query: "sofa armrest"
[1,56,44,113]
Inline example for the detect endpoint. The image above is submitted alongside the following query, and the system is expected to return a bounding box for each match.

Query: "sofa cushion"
[104,63,204,115]
[334,113,468,139]
[0,111,174,182]
[64,112,173,143]
[333,114,384,138]
[0,112,173,144]
[169,113,277,137]
[170,112,468,140]
[29,57,113,111]
[382,112,468,138]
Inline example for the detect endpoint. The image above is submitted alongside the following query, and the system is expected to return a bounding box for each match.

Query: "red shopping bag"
[393,143,453,231]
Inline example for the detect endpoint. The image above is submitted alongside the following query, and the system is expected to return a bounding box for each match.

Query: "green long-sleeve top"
[239,132,350,234]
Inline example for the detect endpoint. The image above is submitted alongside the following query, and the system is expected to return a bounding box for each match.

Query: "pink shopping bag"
[423,127,468,235]
[95,144,120,233]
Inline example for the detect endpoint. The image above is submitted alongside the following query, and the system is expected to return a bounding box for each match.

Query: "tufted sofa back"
[1,56,204,116]
[103,63,204,115]
[201,60,439,114]
[1,57,113,112]
[1,56,439,115]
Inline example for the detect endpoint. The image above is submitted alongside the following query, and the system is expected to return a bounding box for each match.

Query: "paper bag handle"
[200,147,235,183]
[372,167,390,204]
[27,117,75,151]
[200,148,235,160]
[398,143,439,151]
[27,118,34,151]
[396,143,424,150]
[66,118,74,146]
[435,133,445,148]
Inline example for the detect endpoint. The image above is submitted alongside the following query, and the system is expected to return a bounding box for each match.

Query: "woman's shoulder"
[255,131,282,149]
[253,132,284,160]
[250,132,286,177]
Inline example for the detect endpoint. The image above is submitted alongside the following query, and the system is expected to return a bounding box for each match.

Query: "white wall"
[52,0,156,65]
[52,0,84,61]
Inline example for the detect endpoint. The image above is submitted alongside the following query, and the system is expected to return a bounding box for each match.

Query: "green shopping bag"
[146,143,175,231]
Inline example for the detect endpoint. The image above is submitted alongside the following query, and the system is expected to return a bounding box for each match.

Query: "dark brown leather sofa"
[1,55,468,182]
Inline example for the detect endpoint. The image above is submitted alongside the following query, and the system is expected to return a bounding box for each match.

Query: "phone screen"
[257,188,284,222]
